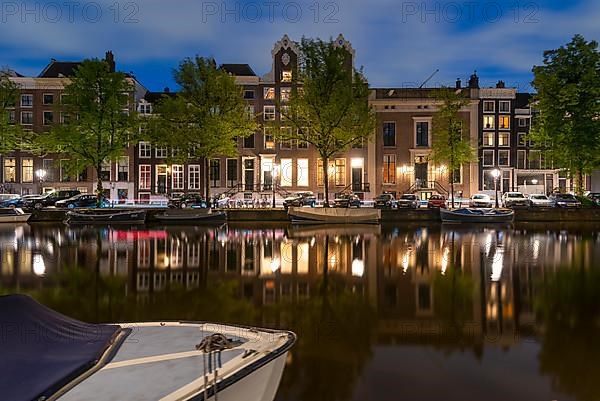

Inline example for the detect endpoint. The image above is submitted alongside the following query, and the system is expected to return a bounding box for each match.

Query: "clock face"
[281,53,290,66]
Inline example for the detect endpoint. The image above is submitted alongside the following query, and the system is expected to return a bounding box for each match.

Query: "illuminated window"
[3,158,15,183]
[483,115,495,129]
[483,132,494,146]
[264,127,275,149]
[21,158,33,183]
[280,87,291,102]
[383,155,396,184]
[280,158,292,187]
[282,70,292,82]
[335,158,346,186]
[297,159,309,186]
[317,159,324,186]
[498,133,510,147]
[499,116,510,129]
[263,87,275,100]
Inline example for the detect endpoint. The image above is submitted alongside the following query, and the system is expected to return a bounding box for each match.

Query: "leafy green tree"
[430,88,476,208]
[273,38,376,205]
[0,72,25,156]
[36,59,137,200]
[530,35,600,195]
[146,57,257,199]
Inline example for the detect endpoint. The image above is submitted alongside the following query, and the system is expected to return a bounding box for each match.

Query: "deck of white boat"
[58,323,248,401]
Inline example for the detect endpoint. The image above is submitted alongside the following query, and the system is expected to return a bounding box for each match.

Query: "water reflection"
[1,223,599,401]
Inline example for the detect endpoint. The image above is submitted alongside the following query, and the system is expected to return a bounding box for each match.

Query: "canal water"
[1,222,599,401]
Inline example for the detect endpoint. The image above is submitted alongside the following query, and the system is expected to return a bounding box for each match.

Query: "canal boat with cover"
[287,206,381,224]
[0,295,295,401]
[0,208,31,223]
[65,210,147,225]
[440,207,514,223]
[155,209,227,224]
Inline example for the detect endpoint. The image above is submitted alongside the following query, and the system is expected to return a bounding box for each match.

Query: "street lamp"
[491,169,501,208]
[35,169,47,194]
[272,164,280,208]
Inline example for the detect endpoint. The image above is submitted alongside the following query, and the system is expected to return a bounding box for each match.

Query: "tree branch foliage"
[36,59,137,195]
[273,37,376,203]
[430,88,476,206]
[145,56,258,162]
[0,73,28,155]
[529,34,600,194]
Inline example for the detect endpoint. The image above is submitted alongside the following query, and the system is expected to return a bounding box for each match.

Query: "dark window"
[243,133,255,148]
[43,94,54,105]
[227,159,238,186]
[210,159,220,188]
[416,122,429,147]
[43,111,53,125]
[383,122,396,147]
[243,90,255,99]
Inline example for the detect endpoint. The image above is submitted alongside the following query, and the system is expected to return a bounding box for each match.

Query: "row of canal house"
[1,34,585,201]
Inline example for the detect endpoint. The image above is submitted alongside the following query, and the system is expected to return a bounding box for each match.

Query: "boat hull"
[440,208,514,223]
[155,210,227,224]
[0,208,31,223]
[288,207,380,224]
[66,210,147,225]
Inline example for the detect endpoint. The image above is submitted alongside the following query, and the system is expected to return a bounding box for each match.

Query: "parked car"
[168,193,207,209]
[397,194,420,209]
[469,194,494,208]
[283,191,317,209]
[55,194,109,209]
[502,192,529,208]
[0,194,19,203]
[587,192,600,206]
[24,190,81,210]
[550,193,582,208]
[527,194,555,208]
[374,193,396,209]
[333,193,361,208]
[0,194,38,209]
[427,195,447,209]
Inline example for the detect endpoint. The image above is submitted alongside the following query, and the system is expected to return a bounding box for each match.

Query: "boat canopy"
[0,295,121,401]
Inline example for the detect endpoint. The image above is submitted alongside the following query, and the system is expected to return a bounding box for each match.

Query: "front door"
[156,165,167,194]
[352,167,363,192]
[415,162,428,189]
[244,159,255,191]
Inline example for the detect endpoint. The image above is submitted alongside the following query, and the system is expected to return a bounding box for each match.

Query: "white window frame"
[498,132,510,147]
[483,115,495,130]
[483,132,494,147]
[499,115,510,130]
[42,93,54,105]
[263,105,276,121]
[518,118,528,127]
[264,127,275,149]
[139,165,151,190]
[20,94,33,108]
[139,141,151,158]
[482,150,495,167]
[280,158,292,187]
[483,100,495,113]
[297,158,309,187]
[499,101,511,113]
[155,146,168,158]
[498,150,510,166]
[263,87,275,100]
[383,121,396,147]
[413,118,432,148]
[517,150,526,169]
[188,165,201,190]
[20,111,33,125]
[172,164,184,190]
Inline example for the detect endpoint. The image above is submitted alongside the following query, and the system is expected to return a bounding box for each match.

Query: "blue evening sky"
[1,0,598,92]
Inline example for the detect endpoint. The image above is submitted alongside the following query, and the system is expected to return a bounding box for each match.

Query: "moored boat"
[155,209,227,224]
[65,210,147,225]
[288,206,381,224]
[0,208,31,223]
[0,295,295,401]
[440,207,514,223]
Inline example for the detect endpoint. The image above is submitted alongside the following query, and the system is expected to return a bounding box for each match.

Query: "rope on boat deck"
[196,333,232,401]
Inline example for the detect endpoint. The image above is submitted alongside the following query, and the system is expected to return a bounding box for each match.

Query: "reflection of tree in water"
[14,266,256,326]
[274,235,376,401]
[536,268,600,401]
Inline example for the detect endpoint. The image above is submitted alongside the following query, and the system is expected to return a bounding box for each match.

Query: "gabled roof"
[220,64,256,77]
[38,60,82,78]
[0,69,23,78]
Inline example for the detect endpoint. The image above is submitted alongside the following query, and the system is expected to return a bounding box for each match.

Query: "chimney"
[496,80,505,88]
[468,71,479,89]
[455,78,462,89]
[105,51,115,72]
[164,87,170,93]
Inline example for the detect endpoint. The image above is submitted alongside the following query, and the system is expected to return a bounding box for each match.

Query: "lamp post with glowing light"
[491,169,501,208]
[35,169,47,194]
[272,164,280,208]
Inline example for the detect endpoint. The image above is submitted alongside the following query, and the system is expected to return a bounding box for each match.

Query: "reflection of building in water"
[2,224,598,348]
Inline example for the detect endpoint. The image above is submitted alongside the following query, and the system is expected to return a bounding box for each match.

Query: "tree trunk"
[576,168,584,196]
[322,155,330,207]
[96,164,104,207]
